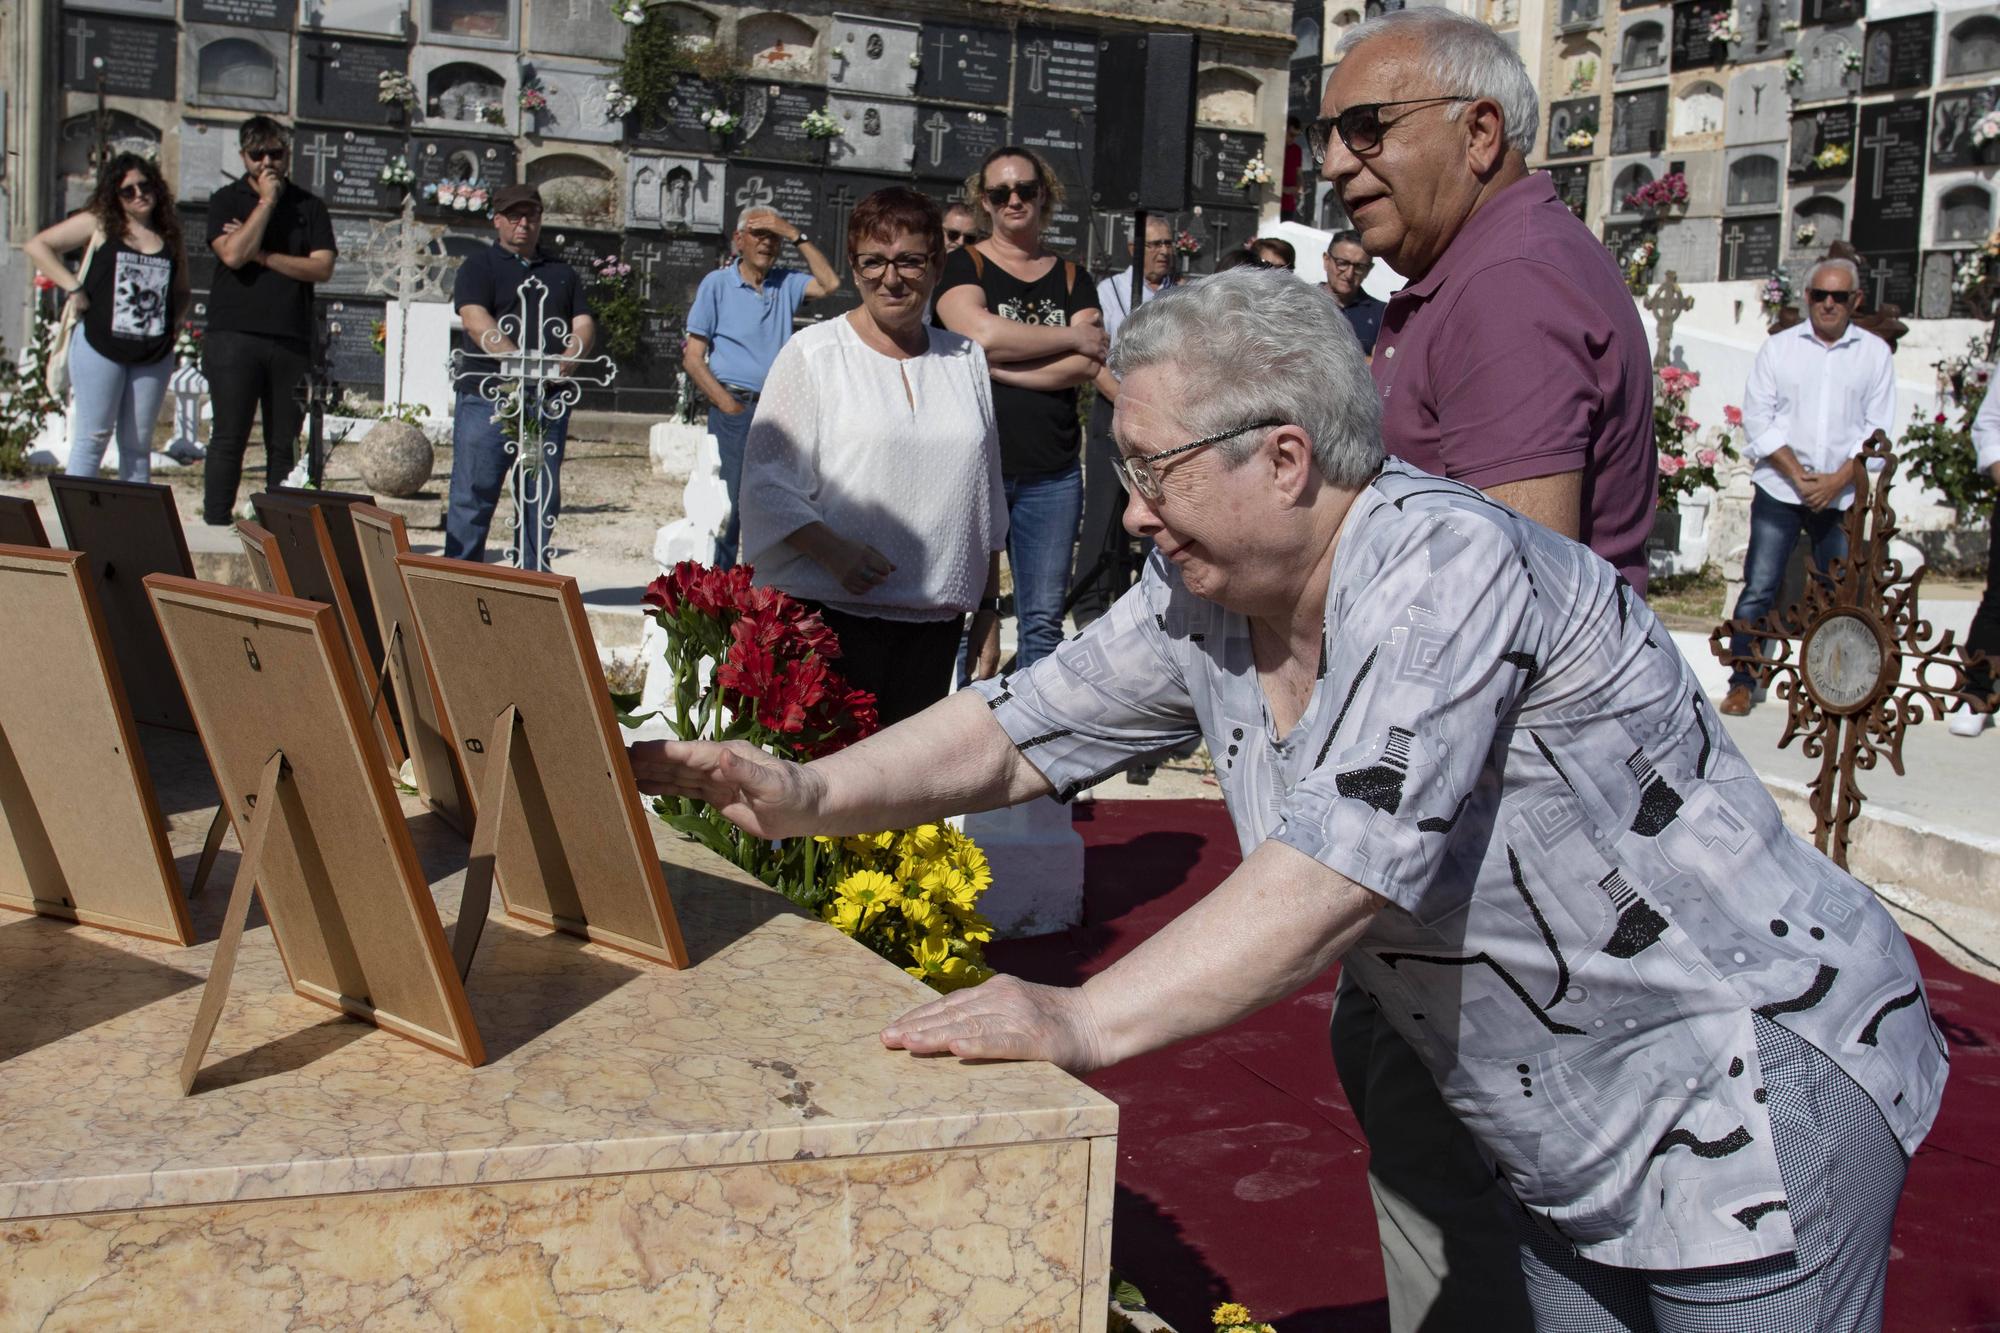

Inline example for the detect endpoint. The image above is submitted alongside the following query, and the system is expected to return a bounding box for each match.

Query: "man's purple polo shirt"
[1369,172,1657,591]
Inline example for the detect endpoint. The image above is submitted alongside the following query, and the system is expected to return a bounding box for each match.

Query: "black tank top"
[81,234,177,365]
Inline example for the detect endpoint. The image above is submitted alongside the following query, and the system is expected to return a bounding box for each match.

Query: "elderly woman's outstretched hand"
[628,738,822,840]
[880,975,1110,1073]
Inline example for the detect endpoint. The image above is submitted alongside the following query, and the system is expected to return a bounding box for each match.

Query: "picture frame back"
[46,475,196,731]
[397,555,689,968]
[0,545,190,944]
[350,505,472,836]
[144,574,484,1067]
[264,486,386,668]
[234,520,295,597]
[0,496,48,547]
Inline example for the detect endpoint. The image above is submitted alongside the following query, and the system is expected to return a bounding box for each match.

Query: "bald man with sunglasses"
[1311,10,1655,1332]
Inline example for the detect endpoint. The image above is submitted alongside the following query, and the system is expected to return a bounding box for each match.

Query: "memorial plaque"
[1851,99,1928,251]
[321,216,382,296]
[189,0,290,27]
[1549,163,1592,219]
[1612,86,1670,155]
[722,163,818,270]
[1790,104,1856,180]
[1794,27,1861,105]
[1733,0,1791,61]
[1802,0,1862,26]
[527,153,619,228]
[1189,206,1260,275]
[1856,248,1918,312]
[1014,26,1099,109]
[421,0,516,49]
[826,95,917,174]
[181,207,218,295]
[817,170,907,300]
[526,0,628,62]
[1917,249,1982,319]
[622,234,720,312]
[1726,66,1788,144]
[1788,183,1850,247]
[299,34,408,125]
[1191,129,1266,206]
[1017,103,1094,205]
[1718,212,1781,278]
[1547,96,1600,159]
[60,12,175,100]
[1932,87,2000,171]
[627,154,725,233]
[1861,14,1934,94]
[913,106,1007,182]
[301,0,406,37]
[415,48,517,134]
[737,83,829,166]
[1656,214,1722,281]
[1672,0,1730,70]
[320,298,388,391]
[298,125,405,214]
[185,24,291,113]
[631,75,733,156]
[916,21,1010,105]
[521,58,623,147]
[827,12,921,99]
[178,120,243,207]
[414,136,516,220]
[614,307,689,413]
[68,0,174,15]
[542,228,620,277]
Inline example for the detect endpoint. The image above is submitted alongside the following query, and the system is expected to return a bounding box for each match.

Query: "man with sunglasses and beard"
[1312,10,1654,1330]
[202,116,337,523]
[1721,257,1895,717]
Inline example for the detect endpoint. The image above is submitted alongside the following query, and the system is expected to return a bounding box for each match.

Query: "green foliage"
[1901,340,2000,523]
[587,258,646,362]
[0,314,63,479]
[617,7,744,124]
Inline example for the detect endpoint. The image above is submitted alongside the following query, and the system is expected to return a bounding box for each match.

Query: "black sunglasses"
[245,147,287,162]
[117,182,155,201]
[944,227,973,243]
[1806,287,1856,305]
[983,180,1043,207]
[1306,96,1476,163]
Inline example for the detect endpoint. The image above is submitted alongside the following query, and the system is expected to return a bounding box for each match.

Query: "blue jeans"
[65,328,172,483]
[1728,486,1849,688]
[708,400,755,568]
[1003,462,1083,670]
[445,390,571,571]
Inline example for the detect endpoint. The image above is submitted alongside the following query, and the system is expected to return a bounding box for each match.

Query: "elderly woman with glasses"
[638,267,1944,1333]
[736,186,1006,725]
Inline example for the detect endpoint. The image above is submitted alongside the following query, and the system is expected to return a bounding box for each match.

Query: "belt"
[721,385,761,403]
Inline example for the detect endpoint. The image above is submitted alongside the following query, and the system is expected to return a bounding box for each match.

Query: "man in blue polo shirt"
[447,182,594,571]
[681,205,838,567]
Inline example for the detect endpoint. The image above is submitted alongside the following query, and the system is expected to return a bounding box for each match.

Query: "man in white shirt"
[1722,257,1897,715]
[1074,214,1178,625]
[1954,384,2000,735]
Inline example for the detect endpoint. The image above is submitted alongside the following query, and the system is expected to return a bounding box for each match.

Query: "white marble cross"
[1023,41,1052,96]
[300,131,337,190]
[1721,223,1747,277]
[1863,122,1899,193]
[922,110,952,167]
[68,16,96,81]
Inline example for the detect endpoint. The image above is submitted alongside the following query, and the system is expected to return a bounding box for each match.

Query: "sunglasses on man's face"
[118,182,155,201]
[944,228,973,243]
[983,180,1043,207]
[245,147,287,163]
[1807,287,1857,305]
[1306,96,1476,164]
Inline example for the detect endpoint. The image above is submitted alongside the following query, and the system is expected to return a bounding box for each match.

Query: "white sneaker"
[1948,710,1992,738]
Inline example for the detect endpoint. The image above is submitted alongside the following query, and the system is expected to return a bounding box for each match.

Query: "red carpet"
[985,799,2000,1333]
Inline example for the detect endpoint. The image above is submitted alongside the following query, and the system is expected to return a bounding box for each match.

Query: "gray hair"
[1109,268,1383,489]
[1808,256,1861,288]
[1334,9,1539,157]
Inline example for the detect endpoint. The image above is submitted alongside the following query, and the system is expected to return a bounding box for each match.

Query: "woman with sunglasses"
[737,187,1006,724]
[24,152,189,482]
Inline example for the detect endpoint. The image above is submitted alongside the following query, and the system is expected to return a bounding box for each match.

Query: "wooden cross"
[1643,272,1695,368]
[1710,433,1994,867]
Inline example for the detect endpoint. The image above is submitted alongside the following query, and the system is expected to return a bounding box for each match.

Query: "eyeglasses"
[245,147,287,163]
[944,228,973,243]
[1806,287,1856,305]
[1142,239,1175,251]
[1306,96,1476,164]
[983,180,1043,207]
[853,252,931,279]
[118,183,155,201]
[1327,257,1372,273]
[1112,418,1284,501]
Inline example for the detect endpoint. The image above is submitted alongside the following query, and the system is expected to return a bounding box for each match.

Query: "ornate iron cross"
[449,276,617,571]
[1709,432,1994,867]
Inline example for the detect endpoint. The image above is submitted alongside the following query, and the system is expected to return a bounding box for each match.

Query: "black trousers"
[201,329,310,524]
[802,602,964,729]
[1968,496,2000,695]
[1072,397,1142,627]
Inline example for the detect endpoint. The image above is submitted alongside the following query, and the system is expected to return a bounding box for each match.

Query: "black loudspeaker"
[1091,33,1199,213]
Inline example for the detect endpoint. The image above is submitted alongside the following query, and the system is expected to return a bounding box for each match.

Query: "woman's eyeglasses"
[983,180,1043,207]
[117,183,155,201]
[1111,418,1284,502]
[1306,96,1476,164]
[853,253,931,279]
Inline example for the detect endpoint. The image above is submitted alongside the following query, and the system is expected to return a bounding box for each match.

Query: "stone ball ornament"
[357,419,435,497]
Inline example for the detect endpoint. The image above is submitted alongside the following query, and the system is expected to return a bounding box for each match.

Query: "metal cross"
[300,131,337,191]
[450,276,617,571]
[1643,272,1695,368]
[1720,223,1747,278]
[1711,433,1994,868]
[1863,121,1898,194]
[68,16,96,81]
[922,110,953,167]
[1023,41,1052,96]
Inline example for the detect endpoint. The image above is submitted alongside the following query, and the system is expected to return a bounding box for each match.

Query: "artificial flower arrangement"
[378,70,418,110]
[614,0,647,24]
[605,83,638,119]
[1623,171,1689,213]
[1619,235,1658,294]
[1974,108,2000,148]
[1707,9,1741,44]
[1843,48,1864,72]
[423,180,490,211]
[1654,366,1743,509]
[700,105,741,135]
[1813,142,1851,170]
[801,107,844,139]
[1794,222,1818,245]
[173,322,202,365]
[479,104,507,126]
[1563,128,1595,151]
[635,562,996,992]
[1174,230,1202,256]
[370,320,387,357]
[378,155,415,187]
[519,83,549,115]
[1759,269,1794,323]
[1785,55,1804,84]
[1237,155,1272,190]
[1212,1302,1278,1333]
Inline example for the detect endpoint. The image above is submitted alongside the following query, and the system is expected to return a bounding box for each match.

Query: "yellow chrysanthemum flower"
[823,868,901,936]
[1212,1304,1252,1329]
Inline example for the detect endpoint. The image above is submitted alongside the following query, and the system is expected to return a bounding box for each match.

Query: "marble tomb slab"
[414,44,520,136]
[825,94,917,174]
[300,0,407,38]
[419,0,517,50]
[176,119,243,207]
[298,33,410,126]
[915,20,1010,106]
[826,10,921,99]
[526,0,629,62]
[627,153,726,233]
[64,0,174,19]
[60,11,176,100]
[188,0,291,29]
[520,56,623,146]
[184,23,292,114]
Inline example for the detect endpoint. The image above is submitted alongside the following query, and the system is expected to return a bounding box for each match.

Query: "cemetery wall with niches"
[47,0,1292,414]
[1522,0,2000,318]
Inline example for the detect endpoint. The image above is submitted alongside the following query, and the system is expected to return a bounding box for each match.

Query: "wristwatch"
[794,232,812,247]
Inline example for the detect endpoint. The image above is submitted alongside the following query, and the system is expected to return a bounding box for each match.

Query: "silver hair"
[1109,268,1383,489]
[1808,256,1862,288]
[1333,9,1539,157]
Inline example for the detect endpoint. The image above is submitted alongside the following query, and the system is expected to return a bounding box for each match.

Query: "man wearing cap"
[681,206,840,569]
[446,182,596,571]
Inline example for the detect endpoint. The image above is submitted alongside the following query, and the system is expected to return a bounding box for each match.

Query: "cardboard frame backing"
[0,496,48,547]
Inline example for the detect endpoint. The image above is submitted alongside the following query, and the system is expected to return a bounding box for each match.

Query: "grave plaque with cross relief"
[1717,212,1781,279]
[814,171,907,315]
[827,12,920,99]
[1190,207,1261,276]
[826,95,916,175]
[321,216,383,296]
[1612,86,1670,156]
[622,234,720,313]
[177,120,242,207]
[1672,0,1731,70]
[737,83,829,167]
[1549,163,1592,219]
[1656,214,1722,281]
[1789,103,1856,181]
[631,74,732,156]
[1862,13,1934,94]
[1932,88,2000,171]
[916,20,1010,105]
[722,163,818,269]
[626,154,726,234]
[60,11,176,99]
[1014,26,1099,110]
[299,125,406,214]
[913,106,1007,182]
[1851,99,1928,251]
[189,0,290,27]
[185,24,292,113]
[1855,249,1918,312]
[317,297,388,392]
[1192,129,1266,207]
[299,34,408,125]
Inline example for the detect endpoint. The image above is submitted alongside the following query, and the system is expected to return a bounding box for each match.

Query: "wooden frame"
[350,505,472,836]
[249,492,407,770]
[264,487,386,668]
[0,545,191,945]
[144,575,485,1089]
[397,555,689,969]
[235,520,294,597]
[0,496,47,547]
[47,475,196,732]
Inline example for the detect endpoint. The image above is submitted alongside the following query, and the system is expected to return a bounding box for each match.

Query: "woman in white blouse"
[739,187,1007,725]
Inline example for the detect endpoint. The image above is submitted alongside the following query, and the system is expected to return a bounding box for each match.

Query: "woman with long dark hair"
[24,152,189,482]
